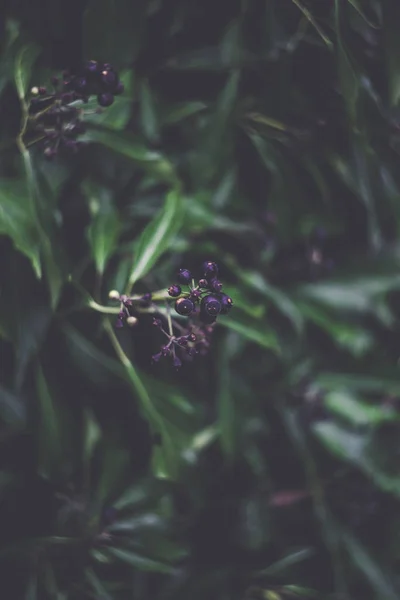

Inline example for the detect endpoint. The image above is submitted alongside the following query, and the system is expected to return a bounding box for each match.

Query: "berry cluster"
[168,261,233,325]
[63,60,124,108]
[27,60,123,158]
[108,262,233,369]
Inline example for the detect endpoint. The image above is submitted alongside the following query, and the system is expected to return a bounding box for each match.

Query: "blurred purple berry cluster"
[27,60,123,158]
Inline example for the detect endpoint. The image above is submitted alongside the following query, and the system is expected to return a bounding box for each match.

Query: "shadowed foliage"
[1,1,400,598]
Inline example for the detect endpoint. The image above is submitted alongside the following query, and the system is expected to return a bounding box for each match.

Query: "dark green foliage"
[1,1,400,598]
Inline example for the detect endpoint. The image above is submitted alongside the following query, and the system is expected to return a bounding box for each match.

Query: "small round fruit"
[175,297,195,316]
[203,261,218,278]
[168,284,181,297]
[209,278,222,293]
[177,268,192,285]
[86,60,100,74]
[108,290,120,300]
[126,316,138,327]
[97,92,114,107]
[200,294,221,317]
[101,70,118,88]
[219,293,233,314]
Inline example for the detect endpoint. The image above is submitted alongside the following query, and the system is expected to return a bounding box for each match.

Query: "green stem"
[103,319,176,478]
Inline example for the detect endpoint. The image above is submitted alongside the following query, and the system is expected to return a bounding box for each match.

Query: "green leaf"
[313,421,400,497]
[35,365,63,479]
[105,546,175,573]
[128,189,183,289]
[382,0,400,107]
[0,179,41,277]
[221,314,280,353]
[84,181,121,275]
[324,391,400,426]
[14,43,40,99]
[85,569,112,600]
[255,548,315,577]
[341,530,399,600]
[335,0,360,123]
[0,386,26,427]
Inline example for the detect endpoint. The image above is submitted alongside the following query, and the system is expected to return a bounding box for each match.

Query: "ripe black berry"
[219,293,233,314]
[86,60,100,74]
[198,279,208,288]
[177,269,192,285]
[168,284,181,297]
[101,70,118,88]
[203,261,218,278]
[175,297,195,316]
[200,295,221,317]
[209,278,223,293]
[97,92,114,107]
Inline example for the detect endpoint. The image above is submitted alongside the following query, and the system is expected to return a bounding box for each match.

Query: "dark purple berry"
[177,268,192,285]
[201,295,221,317]
[188,333,197,342]
[114,81,124,95]
[97,92,114,107]
[161,346,171,356]
[198,279,208,288]
[101,70,118,88]
[175,297,195,316]
[219,293,233,315]
[203,261,218,278]
[86,60,100,74]
[38,86,47,96]
[209,278,222,293]
[168,284,181,297]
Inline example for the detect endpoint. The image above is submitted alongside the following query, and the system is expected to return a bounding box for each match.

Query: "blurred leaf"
[335,0,360,123]
[83,0,146,66]
[217,331,237,458]
[14,43,40,99]
[35,365,63,479]
[83,126,177,183]
[85,569,112,600]
[255,548,315,577]
[0,179,41,278]
[222,314,280,353]
[236,268,304,334]
[0,386,25,427]
[128,189,183,289]
[296,300,374,356]
[290,0,333,48]
[341,529,399,600]
[139,80,159,142]
[84,181,121,275]
[382,0,400,106]
[313,421,400,497]
[105,546,175,573]
[324,391,400,426]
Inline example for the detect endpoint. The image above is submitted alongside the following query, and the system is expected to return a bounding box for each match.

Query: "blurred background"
[1,0,400,598]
